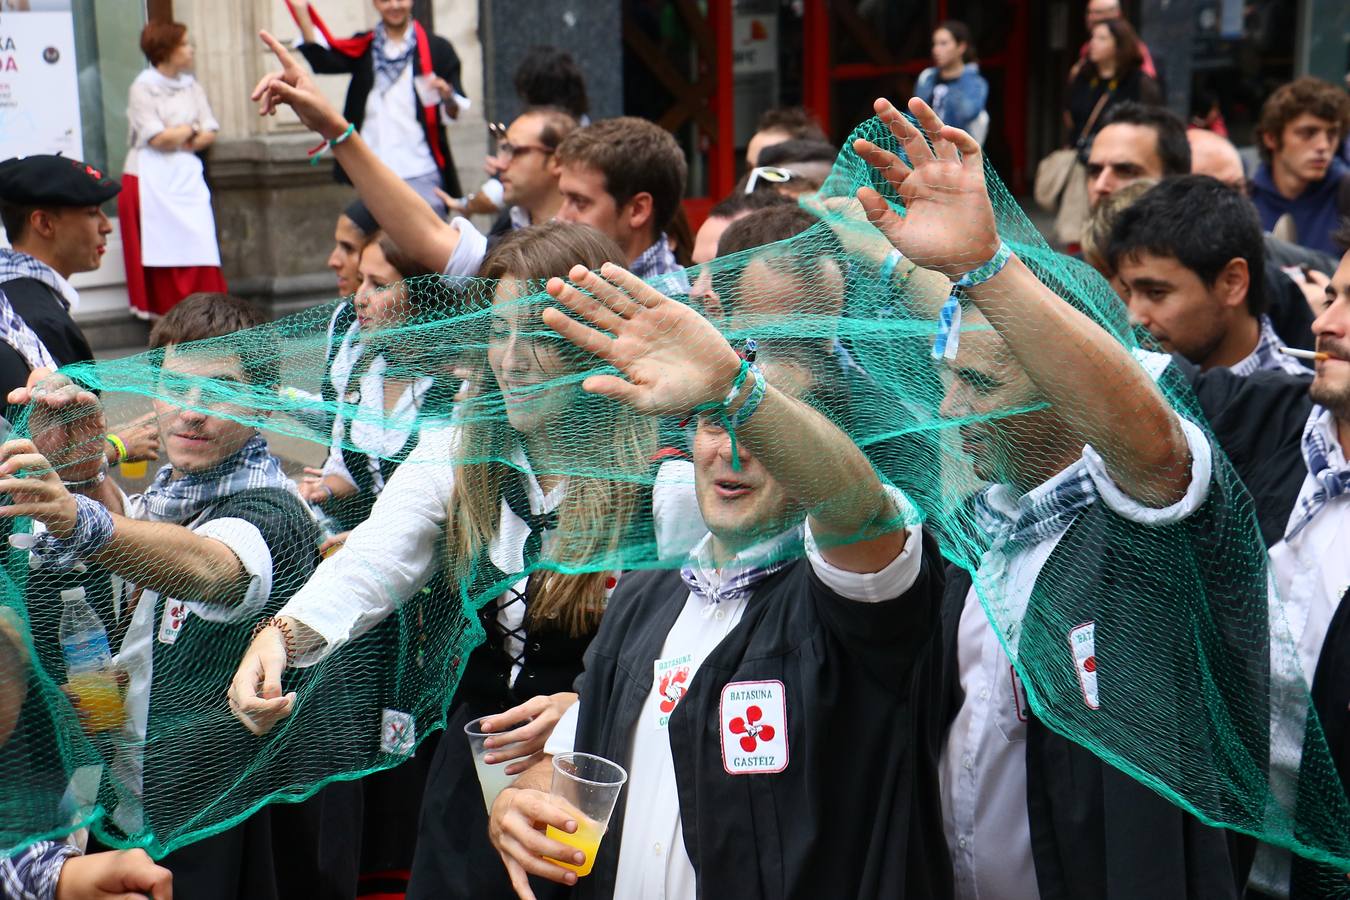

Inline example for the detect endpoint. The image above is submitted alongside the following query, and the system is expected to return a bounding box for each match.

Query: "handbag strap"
[1080,90,1112,141]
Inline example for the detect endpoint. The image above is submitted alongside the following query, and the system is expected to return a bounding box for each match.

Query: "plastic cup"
[119,460,148,479]
[464,715,528,811]
[66,669,123,732]
[543,752,628,878]
[413,74,441,107]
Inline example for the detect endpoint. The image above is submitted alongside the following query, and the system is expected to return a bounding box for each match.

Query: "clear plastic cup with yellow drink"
[543,752,627,878]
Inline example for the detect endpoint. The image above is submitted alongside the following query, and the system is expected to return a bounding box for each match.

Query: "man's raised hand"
[852,97,999,278]
[251,30,348,141]
[541,263,742,418]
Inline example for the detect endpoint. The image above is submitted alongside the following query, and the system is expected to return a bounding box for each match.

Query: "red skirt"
[118,171,228,319]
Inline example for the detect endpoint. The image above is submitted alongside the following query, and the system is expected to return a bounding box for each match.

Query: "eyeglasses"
[497,141,555,161]
[744,166,796,194]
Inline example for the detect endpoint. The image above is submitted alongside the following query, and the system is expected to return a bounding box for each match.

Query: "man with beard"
[1183,247,1350,897]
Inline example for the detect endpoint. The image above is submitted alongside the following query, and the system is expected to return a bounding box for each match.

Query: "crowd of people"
[0,2,1348,899]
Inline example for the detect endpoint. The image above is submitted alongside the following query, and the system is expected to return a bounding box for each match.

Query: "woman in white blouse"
[120,20,227,319]
[228,222,703,898]
[298,232,450,551]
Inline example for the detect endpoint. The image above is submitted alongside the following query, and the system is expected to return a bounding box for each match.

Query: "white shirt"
[320,351,434,493]
[941,413,1213,900]
[1270,407,1350,684]
[361,35,438,180]
[280,429,704,669]
[546,489,922,900]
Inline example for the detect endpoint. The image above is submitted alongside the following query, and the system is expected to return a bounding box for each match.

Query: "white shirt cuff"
[804,485,923,603]
[183,517,273,623]
[442,217,489,279]
[1081,415,1213,526]
[544,700,579,757]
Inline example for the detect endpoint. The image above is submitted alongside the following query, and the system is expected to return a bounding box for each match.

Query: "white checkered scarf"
[135,434,295,524]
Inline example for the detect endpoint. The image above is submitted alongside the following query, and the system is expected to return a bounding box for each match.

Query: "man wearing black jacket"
[487,265,947,900]
[1185,248,1350,898]
[0,155,113,397]
[862,100,1244,899]
[285,0,465,202]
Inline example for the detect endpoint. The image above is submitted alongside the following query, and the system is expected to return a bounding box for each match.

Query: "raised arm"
[853,97,1190,505]
[251,31,463,272]
[283,0,318,46]
[542,265,907,573]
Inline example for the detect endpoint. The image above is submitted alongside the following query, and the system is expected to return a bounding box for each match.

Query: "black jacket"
[940,564,1247,900]
[572,535,952,900]
[0,277,92,397]
[298,32,463,196]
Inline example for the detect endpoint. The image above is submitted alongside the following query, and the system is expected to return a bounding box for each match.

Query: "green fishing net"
[0,112,1346,895]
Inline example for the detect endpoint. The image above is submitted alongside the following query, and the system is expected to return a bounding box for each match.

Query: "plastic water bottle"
[58,588,121,732]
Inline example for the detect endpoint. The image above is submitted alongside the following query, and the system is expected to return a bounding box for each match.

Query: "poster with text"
[0,5,83,161]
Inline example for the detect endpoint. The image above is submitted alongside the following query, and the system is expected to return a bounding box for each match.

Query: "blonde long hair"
[445,223,658,636]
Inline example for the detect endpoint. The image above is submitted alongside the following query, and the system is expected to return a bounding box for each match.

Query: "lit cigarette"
[1279,347,1330,362]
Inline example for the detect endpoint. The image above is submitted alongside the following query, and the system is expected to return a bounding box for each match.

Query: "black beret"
[0,155,121,207]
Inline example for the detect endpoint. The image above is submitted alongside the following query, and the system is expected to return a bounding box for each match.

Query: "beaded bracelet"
[253,616,296,666]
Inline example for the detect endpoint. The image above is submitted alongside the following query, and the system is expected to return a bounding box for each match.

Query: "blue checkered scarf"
[1285,405,1350,541]
[135,434,295,524]
[680,529,799,606]
[972,467,1097,556]
[371,22,417,94]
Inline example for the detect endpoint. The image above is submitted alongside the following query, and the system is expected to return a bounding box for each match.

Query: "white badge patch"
[719,680,788,775]
[157,598,188,645]
[1069,621,1100,710]
[653,653,693,728]
[380,709,416,756]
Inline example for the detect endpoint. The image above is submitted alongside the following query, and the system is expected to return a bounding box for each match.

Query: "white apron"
[137,147,221,268]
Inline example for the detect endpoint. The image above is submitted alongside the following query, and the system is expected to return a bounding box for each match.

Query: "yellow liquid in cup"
[66,670,123,732]
[545,817,605,877]
[119,460,148,479]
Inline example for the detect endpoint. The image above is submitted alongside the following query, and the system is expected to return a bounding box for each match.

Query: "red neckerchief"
[288,4,448,172]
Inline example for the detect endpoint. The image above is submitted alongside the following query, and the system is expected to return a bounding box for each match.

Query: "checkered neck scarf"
[135,434,294,524]
[1285,405,1350,541]
[0,248,79,310]
[0,286,57,373]
[631,233,681,280]
[972,467,1097,556]
[680,529,799,607]
[371,22,417,93]
[1229,315,1311,378]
